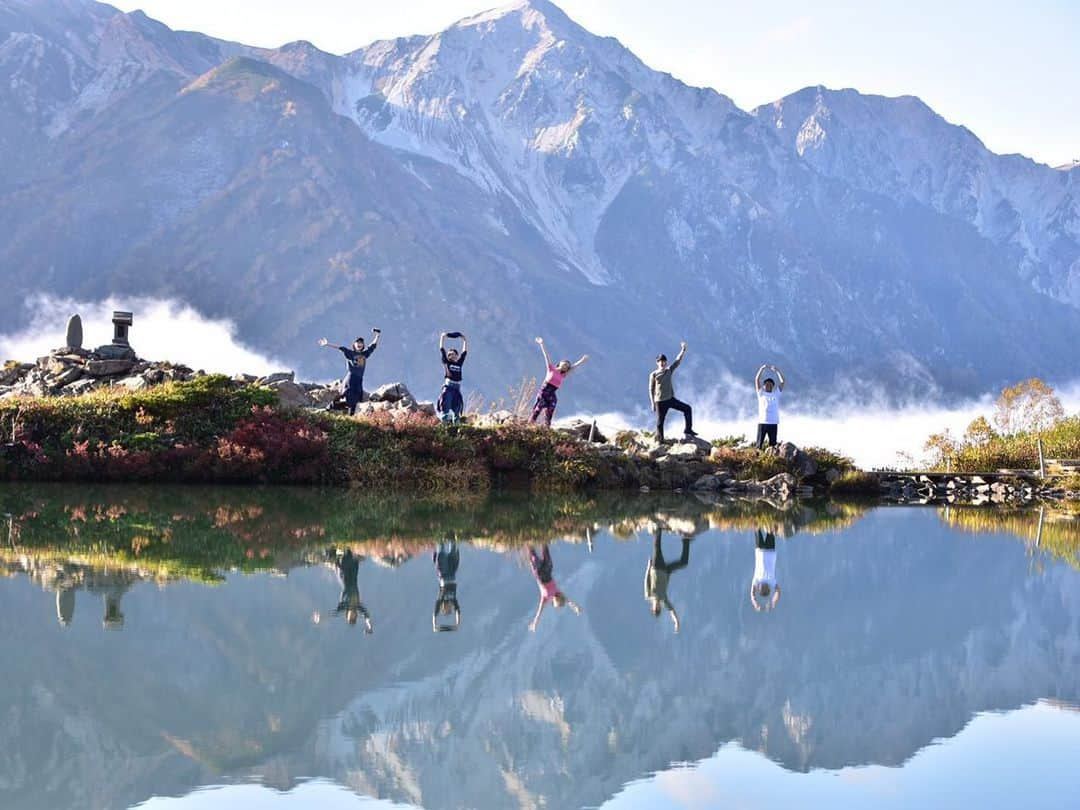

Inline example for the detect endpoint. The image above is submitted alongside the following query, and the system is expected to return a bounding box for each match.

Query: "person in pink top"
[527,544,582,631]
[529,337,588,426]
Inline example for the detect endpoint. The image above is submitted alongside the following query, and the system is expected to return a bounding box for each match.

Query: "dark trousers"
[652,532,691,572]
[756,423,778,449]
[656,398,692,441]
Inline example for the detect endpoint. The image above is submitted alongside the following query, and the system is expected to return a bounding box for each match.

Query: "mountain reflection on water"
[0,485,1078,810]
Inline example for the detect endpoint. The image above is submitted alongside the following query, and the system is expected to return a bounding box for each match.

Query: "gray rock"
[369,382,412,403]
[763,472,798,490]
[666,440,708,459]
[46,365,83,387]
[563,419,608,443]
[65,314,83,351]
[266,379,309,409]
[258,371,295,385]
[307,387,339,407]
[0,364,25,386]
[86,359,135,377]
[690,474,725,492]
[116,376,150,391]
[93,344,137,361]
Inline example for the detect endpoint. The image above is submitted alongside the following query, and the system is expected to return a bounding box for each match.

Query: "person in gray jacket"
[649,341,696,443]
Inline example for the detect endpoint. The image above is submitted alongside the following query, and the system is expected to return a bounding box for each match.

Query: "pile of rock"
[0,353,200,400]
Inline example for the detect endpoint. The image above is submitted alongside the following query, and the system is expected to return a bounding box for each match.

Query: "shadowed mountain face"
[0,489,1078,810]
[2,0,1079,409]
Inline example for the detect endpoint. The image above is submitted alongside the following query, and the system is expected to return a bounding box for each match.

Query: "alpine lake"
[1,484,1078,810]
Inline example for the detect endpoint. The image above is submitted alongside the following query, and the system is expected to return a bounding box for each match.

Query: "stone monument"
[94,310,137,360]
[64,314,83,351]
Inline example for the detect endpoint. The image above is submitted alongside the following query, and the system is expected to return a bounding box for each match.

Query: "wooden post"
[1037,437,1046,478]
[587,420,596,443]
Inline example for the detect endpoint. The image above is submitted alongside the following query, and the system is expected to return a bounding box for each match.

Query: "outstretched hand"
[535,337,544,344]
[680,341,688,351]
[317,338,329,347]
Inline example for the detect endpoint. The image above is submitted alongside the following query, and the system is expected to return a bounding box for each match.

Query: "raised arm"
[529,598,546,631]
[571,354,589,370]
[668,602,680,633]
[439,332,447,352]
[460,334,469,354]
[535,337,551,368]
[317,338,339,351]
[755,364,768,391]
[771,365,786,391]
[670,341,687,371]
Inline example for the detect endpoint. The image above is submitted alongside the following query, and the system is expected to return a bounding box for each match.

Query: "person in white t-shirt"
[750,527,781,612]
[754,364,785,449]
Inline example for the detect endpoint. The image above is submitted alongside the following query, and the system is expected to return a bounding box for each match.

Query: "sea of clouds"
[0,295,287,377]
[578,372,1080,471]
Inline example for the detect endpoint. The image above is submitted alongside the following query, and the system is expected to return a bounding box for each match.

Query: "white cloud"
[0,295,288,377]
[570,377,1080,470]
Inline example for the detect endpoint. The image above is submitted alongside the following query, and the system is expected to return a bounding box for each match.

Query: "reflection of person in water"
[527,544,581,631]
[55,586,75,627]
[645,529,691,632]
[432,541,461,632]
[750,527,781,611]
[334,549,373,632]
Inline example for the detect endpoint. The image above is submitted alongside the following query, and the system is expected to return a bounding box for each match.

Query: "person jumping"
[318,329,381,415]
[754,363,785,449]
[437,332,468,424]
[649,341,696,443]
[529,337,588,427]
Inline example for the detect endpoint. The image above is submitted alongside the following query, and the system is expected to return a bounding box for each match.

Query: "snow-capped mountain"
[755,86,1080,308]
[1,0,1078,408]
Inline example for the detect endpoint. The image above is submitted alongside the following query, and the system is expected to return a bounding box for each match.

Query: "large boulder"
[665,437,711,459]
[266,379,310,410]
[86,359,135,377]
[775,441,819,478]
[369,382,412,403]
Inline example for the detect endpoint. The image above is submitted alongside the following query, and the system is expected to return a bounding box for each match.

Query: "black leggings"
[756,423,778,449]
[656,398,692,440]
[653,532,690,572]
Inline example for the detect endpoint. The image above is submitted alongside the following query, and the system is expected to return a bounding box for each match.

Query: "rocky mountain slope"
[2,0,1078,410]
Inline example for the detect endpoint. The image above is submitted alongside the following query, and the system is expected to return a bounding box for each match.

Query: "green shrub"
[829,471,881,496]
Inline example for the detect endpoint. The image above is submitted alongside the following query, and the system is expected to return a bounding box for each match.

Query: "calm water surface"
[1,485,1078,810]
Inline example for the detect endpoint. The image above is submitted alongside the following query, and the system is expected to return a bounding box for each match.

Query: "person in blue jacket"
[318,329,380,415]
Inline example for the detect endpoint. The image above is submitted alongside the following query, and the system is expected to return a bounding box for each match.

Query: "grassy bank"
[0,376,627,491]
[0,376,858,491]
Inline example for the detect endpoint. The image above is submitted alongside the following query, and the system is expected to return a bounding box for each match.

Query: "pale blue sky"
[110,0,1078,168]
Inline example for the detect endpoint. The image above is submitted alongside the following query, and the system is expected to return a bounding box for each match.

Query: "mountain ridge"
[1,0,1078,408]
